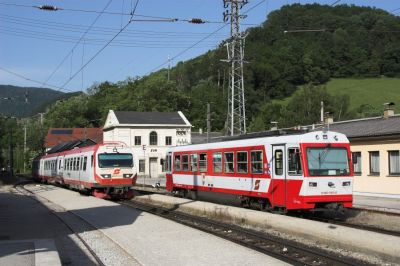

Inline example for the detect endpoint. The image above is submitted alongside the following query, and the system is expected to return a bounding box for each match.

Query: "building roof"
[114,111,189,126]
[191,132,224,144]
[47,139,97,154]
[327,115,400,139]
[44,128,103,148]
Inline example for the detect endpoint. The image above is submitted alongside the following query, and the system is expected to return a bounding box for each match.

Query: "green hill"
[41,3,400,131]
[275,77,400,111]
[0,85,78,117]
[325,78,400,111]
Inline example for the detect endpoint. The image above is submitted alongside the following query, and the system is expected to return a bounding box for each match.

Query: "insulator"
[189,18,205,24]
[38,5,59,11]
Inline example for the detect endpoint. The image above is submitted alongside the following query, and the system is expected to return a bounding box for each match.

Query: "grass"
[326,77,400,110]
[274,77,400,111]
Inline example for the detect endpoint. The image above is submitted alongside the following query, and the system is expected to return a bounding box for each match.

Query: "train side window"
[288,148,302,175]
[91,155,93,167]
[83,157,87,171]
[74,158,78,171]
[190,154,198,172]
[174,154,181,171]
[213,152,222,173]
[275,150,283,175]
[251,151,263,174]
[237,151,248,173]
[224,152,234,173]
[199,153,207,172]
[182,154,189,171]
[78,158,81,171]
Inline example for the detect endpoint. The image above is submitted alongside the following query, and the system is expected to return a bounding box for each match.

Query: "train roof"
[168,130,349,152]
[46,139,97,154]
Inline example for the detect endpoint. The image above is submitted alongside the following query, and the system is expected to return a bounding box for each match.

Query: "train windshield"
[306,147,349,176]
[98,153,133,168]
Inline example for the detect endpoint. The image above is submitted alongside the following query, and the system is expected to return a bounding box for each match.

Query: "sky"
[0,0,398,93]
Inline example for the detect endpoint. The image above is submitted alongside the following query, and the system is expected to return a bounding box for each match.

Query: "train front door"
[271,145,287,208]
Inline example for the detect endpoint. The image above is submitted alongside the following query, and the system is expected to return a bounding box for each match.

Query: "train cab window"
[275,150,283,175]
[83,157,87,171]
[199,153,207,172]
[213,152,222,173]
[174,155,181,171]
[181,155,189,171]
[251,151,263,174]
[224,152,234,173]
[237,151,248,173]
[288,148,302,175]
[190,154,198,172]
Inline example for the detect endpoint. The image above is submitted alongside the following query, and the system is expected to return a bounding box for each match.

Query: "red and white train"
[165,130,353,212]
[32,142,137,199]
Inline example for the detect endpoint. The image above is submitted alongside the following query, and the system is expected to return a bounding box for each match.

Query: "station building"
[103,110,191,178]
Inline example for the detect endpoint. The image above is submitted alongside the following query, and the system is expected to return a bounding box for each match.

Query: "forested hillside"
[0,85,77,117]
[42,4,400,132]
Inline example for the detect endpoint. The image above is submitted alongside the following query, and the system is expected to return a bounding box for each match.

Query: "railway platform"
[4,184,288,266]
[135,176,400,213]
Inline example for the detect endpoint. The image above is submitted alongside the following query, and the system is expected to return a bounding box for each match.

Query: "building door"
[149,158,158,178]
[271,145,286,208]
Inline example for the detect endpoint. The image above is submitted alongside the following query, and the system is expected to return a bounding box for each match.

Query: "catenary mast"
[222,0,248,136]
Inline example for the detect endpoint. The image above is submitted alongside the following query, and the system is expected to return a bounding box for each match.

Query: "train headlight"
[101,174,111,178]
[309,182,317,187]
[342,181,351,186]
[123,174,133,178]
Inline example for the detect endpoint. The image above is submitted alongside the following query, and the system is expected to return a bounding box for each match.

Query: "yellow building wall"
[351,140,400,195]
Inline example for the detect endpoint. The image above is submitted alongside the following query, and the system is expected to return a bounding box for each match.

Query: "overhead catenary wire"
[0,66,73,92]
[142,0,267,76]
[0,1,257,26]
[41,0,113,88]
[59,0,141,90]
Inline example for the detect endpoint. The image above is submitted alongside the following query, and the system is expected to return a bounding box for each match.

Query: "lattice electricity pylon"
[222,0,248,136]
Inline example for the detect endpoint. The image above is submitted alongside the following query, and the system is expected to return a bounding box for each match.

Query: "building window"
[213,152,222,173]
[199,153,207,172]
[352,152,361,175]
[251,150,263,174]
[388,151,400,175]
[288,148,302,175]
[139,159,145,173]
[190,154,198,172]
[165,136,172,146]
[135,136,141,146]
[236,151,248,173]
[369,151,380,175]
[149,131,157,145]
[181,154,189,171]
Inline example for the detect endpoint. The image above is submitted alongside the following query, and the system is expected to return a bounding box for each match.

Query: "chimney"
[383,102,395,118]
[324,112,333,125]
[270,121,278,131]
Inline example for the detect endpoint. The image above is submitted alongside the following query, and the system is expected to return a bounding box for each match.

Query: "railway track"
[122,199,371,266]
[134,186,400,238]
